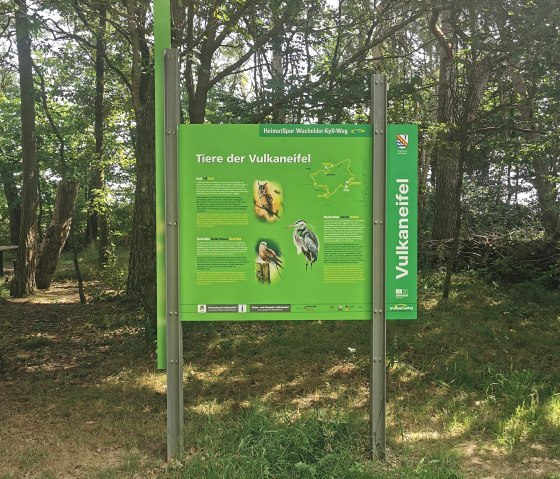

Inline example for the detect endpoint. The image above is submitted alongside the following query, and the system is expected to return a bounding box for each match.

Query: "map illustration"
[310,160,359,199]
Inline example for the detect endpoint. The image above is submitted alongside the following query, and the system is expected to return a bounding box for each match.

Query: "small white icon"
[238,304,247,313]
[198,304,207,313]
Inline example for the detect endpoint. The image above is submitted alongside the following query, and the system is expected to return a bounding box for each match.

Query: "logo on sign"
[396,289,409,299]
[390,304,414,312]
[396,134,409,153]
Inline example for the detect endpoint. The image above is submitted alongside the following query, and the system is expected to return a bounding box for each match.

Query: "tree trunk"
[11,0,39,298]
[125,0,157,334]
[0,169,21,245]
[35,179,80,289]
[84,181,97,244]
[85,181,99,244]
[432,137,459,241]
[417,132,433,238]
[95,2,110,265]
[71,219,86,304]
[429,7,458,242]
[441,37,492,299]
[127,87,156,329]
[188,22,214,124]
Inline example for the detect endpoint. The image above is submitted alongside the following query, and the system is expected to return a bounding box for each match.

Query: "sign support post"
[164,48,183,461]
[370,74,387,459]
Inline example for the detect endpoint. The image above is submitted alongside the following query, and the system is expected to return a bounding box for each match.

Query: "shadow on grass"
[1,272,559,478]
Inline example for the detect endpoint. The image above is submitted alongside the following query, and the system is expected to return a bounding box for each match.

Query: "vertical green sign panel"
[386,124,418,320]
[178,124,372,320]
[154,0,171,368]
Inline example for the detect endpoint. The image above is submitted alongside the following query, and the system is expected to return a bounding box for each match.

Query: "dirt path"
[0,282,163,478]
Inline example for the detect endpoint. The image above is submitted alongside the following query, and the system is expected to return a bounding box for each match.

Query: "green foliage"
[1,0,559,302]
[99,261,129,294]
[482,236,560,288]
[0,283,9,301]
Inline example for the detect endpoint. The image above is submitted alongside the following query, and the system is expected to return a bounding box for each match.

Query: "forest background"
[0,0,559,478]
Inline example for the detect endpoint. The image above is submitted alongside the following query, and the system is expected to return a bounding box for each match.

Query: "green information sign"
[386,124,418,320]
[178,124,373,320]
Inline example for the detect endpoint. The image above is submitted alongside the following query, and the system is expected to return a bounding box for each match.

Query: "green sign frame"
[386,124,418,320]
[172,124,417,323]
[178,124,374,321]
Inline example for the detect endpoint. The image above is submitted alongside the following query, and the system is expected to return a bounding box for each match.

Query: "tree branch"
[429,7,453,58]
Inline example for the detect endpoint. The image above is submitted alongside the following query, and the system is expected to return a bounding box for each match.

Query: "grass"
[166,403,465,479]
[1,256,560,478]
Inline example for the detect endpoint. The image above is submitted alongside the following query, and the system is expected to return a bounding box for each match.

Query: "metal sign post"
[370,74,387,459]
[164,48,183,461]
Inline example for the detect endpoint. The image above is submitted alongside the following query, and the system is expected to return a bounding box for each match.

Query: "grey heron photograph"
[288,219,320,270]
